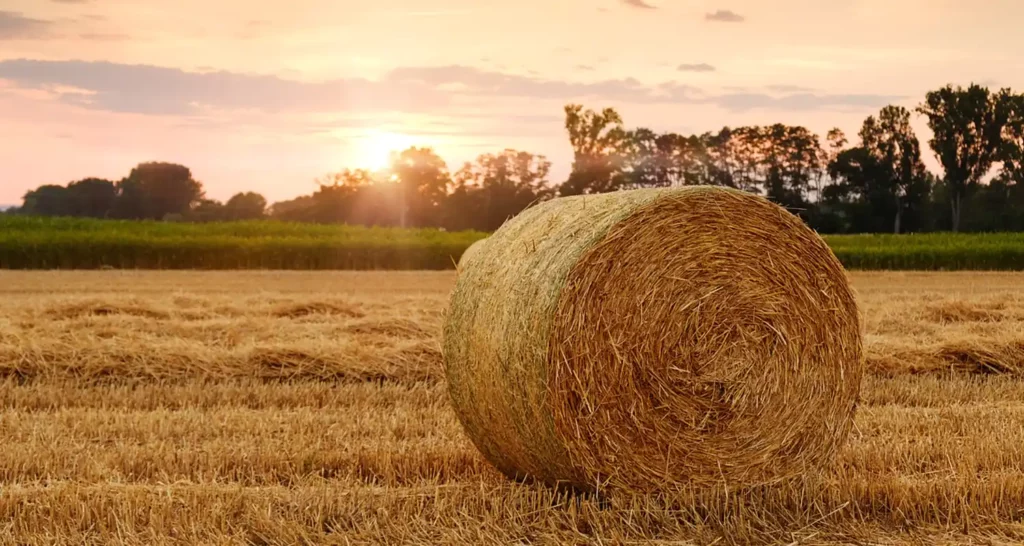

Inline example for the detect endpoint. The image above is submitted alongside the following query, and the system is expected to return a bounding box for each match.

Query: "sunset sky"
[2,0,1022,205]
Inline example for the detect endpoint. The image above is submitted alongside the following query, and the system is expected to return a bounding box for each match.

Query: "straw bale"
[443,186,862,492]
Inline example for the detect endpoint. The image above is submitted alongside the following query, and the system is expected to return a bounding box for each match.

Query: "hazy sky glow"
[1,0,1023,204]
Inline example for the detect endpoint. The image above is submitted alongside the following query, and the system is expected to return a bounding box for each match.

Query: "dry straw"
[456,239,487,271]
[443,186,862,493]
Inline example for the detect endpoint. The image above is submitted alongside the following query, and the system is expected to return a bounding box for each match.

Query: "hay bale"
[457,238,487,270]
[443,186,862,492]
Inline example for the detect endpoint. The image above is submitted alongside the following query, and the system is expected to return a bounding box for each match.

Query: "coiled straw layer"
[443,186,862,492]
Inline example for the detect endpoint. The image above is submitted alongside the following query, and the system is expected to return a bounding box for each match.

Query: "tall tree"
[617,130,708,188]
[917,84,1007,231]
[559,104,627,195]
[701,128,747,190]
[1000,91,1024,184]
[860,106,927,233]
[748,124,824,211]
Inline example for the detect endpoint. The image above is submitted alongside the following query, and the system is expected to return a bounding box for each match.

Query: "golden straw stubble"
[443,186,862,493]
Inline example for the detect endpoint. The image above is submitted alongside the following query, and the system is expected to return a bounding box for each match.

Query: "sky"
[1,0,1023,205]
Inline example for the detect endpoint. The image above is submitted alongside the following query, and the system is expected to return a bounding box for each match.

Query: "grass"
[824,232,1024,270]
[3,270,1024,543]
[0,216,486,270]
[5,215,1024,269]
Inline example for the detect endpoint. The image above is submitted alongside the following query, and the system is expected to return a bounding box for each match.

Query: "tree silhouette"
[112,162,204,220]
[22,185,73,217]
[223,192,268,220]
[917,84,1007,231]
[860,106,927,233]
[559,104,627,195]
[66,178,117,218]
[448,149,553,231]
[1000,91,1024,184]
[389,148,450,227]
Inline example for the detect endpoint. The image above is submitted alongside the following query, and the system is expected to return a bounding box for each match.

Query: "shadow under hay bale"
[443,186,862,493]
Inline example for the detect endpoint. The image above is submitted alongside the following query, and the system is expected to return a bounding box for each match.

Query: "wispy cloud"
[705,9,745,22]
[621,0,657,9]
[78,32,131,41]
[714,92,900,112]
[677,63,716,72]
[0,11,54,40]
[765,84,814,93]
[0,59,902,116]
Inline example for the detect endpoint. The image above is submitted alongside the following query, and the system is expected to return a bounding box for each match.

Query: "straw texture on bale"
[456,239,487,270]
[443,186,862,492]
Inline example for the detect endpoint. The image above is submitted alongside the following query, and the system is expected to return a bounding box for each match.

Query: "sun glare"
[356,130,416,171]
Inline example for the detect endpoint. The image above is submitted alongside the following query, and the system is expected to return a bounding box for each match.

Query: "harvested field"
[2,270,1024,544]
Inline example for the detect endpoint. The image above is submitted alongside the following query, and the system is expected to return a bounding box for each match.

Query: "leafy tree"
[617,130,709,188]
[447,149,553,231]
[917,84,1008,231]
[860,106,928,233]
[1000,91,1024,184]
[109,177,149,219]
[223,192,268,220]
[184,199,225,222]
[960,173,1024,231]
[559,104,627,195]
[701,128,749,190]
[66,178,116,218]
[112,162,204,220]
[22,185,72,217]
[389,148,451,227]
[826,108,930,233]
[20,177,116,218]
[268,195,318,222]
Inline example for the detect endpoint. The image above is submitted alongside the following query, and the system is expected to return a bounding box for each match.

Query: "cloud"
[677,63,716,72]
[0,59,902,116]
[621,0,657,8]
[576,65,596,71]
[714,92,902,112]
[385,65,699,103]
[78,33,130,41]
[0,11,54,40]
[705,9,745,22]
[0,59,448,115]
[51,0,92,3]
[765,84,814,93]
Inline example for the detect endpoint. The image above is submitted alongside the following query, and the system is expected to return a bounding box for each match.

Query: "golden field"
[2,270,1024,545]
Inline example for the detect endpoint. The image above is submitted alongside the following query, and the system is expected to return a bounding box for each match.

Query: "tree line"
[10,83,1024,233]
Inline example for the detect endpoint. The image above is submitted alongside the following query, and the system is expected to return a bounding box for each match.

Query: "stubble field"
[2,271,1024,544]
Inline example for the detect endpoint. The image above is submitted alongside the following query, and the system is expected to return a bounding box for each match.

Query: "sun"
[356,130,416,171]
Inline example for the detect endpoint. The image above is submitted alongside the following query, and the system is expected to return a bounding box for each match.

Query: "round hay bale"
[443,186,862,492]
[457,238,487,270]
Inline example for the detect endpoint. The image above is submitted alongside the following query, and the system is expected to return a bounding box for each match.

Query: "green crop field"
[0,216,486,270]
[2,215,1023,270]
[825,232,1024,270]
